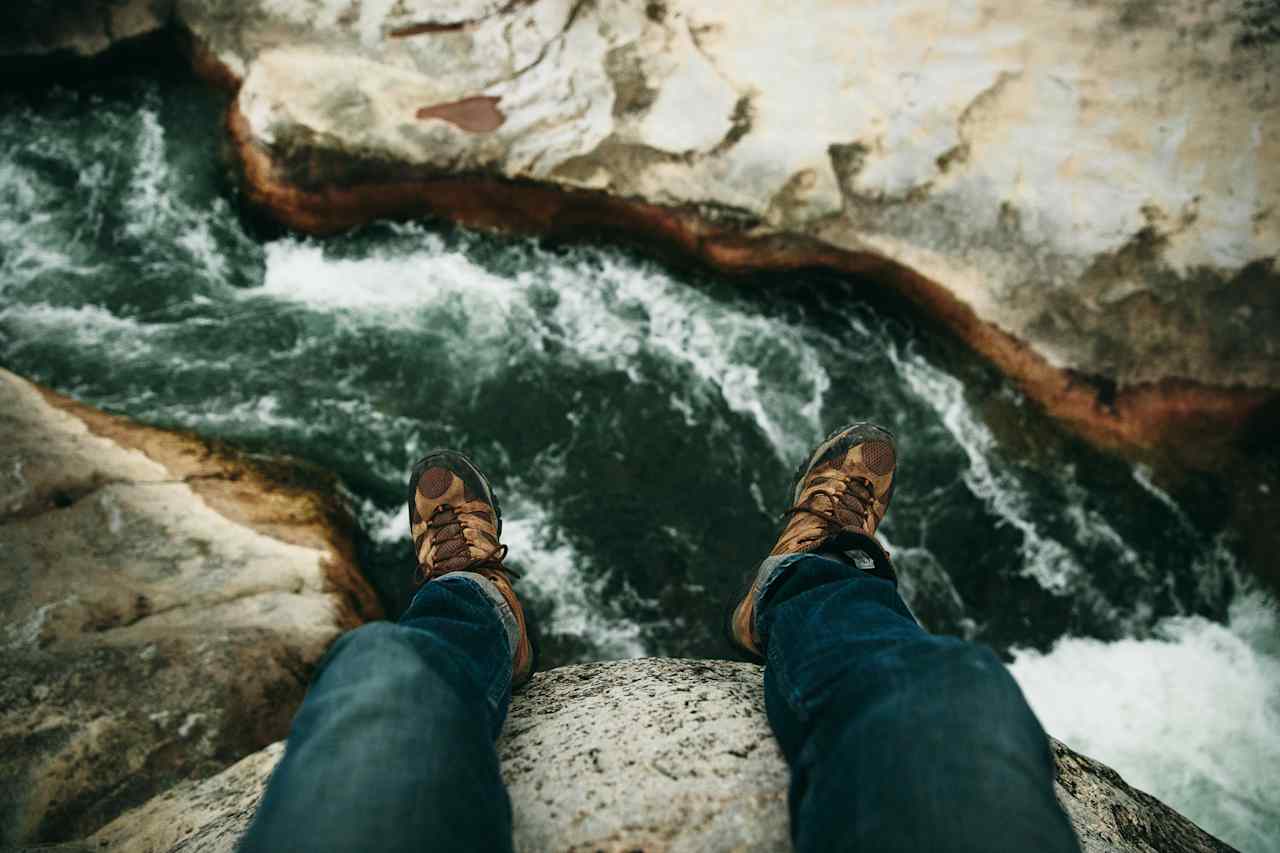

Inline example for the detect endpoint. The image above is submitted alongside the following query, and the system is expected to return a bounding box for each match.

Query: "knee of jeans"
[913,643,1045,744]
[318,623,425,682]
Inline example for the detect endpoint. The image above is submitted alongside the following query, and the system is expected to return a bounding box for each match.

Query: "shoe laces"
[782,474,875,544]
[417,502,521,585]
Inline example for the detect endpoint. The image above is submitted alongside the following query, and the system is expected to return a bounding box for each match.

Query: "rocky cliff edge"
[1,369,1235,851]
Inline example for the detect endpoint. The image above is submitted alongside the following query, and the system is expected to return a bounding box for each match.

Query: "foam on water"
[500,494,650,660]
[123,109,173,240]
[1133,463,1196,528]
[0,303,156,362]
[253,229,830,464]
[1011,585,1280,853]
[888,342,1083,594]
[359,499,411,548]
[258,238,521,322]
[0,155,99,294]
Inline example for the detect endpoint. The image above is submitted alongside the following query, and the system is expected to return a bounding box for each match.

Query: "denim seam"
[752,553,806,645]
[765,631,811,725]
[427,575,515,713]
[757,554,812,722]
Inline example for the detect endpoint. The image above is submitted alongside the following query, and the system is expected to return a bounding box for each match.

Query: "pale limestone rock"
[0,369,380,846]
[179,0,1276,395]
[86,659,1234,853]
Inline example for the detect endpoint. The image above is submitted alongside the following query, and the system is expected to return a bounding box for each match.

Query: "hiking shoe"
[408,450,535,687]
[728,422,898,659]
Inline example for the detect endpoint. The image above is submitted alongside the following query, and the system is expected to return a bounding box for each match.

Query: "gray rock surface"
[85,658,1234,853]
[500,658,789,852]
[0,369,381,846]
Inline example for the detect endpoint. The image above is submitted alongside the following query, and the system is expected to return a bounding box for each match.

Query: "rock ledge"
[0,369,381,846]
[86,658,1235,853]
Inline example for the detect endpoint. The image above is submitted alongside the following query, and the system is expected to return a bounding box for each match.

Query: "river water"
[1,73,1276,852]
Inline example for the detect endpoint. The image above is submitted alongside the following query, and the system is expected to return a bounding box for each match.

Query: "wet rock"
[83,658,1234,853]
[170,0,1279,455]
[0,0,173,62]
[0,369,381,846]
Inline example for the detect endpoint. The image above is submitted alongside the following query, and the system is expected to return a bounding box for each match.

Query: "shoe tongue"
[815,538,877,571]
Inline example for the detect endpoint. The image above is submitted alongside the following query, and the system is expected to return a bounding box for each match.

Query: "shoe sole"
[721,421,896,662]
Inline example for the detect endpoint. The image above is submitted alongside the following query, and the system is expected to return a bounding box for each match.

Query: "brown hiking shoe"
[728,422,898,659]
[408,450,535,687]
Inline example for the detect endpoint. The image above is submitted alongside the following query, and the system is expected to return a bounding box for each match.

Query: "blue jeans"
[240,576,517,853]
[240,555,1079,852]
[758,552,1080,852]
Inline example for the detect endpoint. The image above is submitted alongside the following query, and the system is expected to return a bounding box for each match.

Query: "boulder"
[0,369,381,846]
[84,658,1235,853]
[169,0,1277,454]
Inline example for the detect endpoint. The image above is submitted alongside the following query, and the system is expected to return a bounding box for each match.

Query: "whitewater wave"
[887,342,1084,594]
[252,230,830,464]
[1011,587,1280,853]
[501,494,650,660]
[0,303,157,366]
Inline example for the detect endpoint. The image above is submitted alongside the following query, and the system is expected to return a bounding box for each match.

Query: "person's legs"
[757,552,1080,853]
[239,576,516,853]
[727,423,1079,852]
[241,449,534,853]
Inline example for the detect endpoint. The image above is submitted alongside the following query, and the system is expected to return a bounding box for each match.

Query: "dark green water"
[1,73,1276,851]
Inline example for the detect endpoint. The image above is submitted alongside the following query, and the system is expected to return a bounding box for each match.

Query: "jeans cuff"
[426,573,521,660]
[751,536,896,638]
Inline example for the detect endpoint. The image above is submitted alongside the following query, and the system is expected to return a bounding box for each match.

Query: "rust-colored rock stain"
[416,96,505,133]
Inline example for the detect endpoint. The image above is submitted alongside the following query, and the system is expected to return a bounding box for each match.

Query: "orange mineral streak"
[226,103,1275,462]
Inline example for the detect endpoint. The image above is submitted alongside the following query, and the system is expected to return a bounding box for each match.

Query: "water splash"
[887,341,1083,594]
[1012,582,1280,853]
